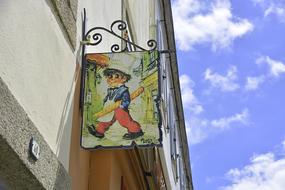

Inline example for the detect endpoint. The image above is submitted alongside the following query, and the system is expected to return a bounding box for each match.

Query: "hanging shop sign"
[81,51,162,148]
[80,9,162,149]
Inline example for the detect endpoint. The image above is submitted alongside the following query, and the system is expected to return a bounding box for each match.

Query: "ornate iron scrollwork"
[83,20,157,52]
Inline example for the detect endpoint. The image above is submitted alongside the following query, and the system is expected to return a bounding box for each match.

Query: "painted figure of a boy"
[88,67,144,140]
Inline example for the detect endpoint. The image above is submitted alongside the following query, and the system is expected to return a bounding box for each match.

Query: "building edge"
[161,0,194,189]
[0,77,71,190]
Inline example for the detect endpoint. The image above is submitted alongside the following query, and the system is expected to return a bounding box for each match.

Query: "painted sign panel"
[81,51,162,149]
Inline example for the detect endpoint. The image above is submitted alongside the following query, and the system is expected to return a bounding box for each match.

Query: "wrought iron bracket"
[81,9,157,53]
[80,8,173,110]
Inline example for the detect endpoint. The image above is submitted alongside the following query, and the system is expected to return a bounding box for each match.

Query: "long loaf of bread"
[94,86,144,118]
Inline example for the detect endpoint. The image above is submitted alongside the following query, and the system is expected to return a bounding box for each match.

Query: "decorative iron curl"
[111,44,120,53]
[111,20,127,33]
[111,44,128,53]
[147,39,157,51]
[90,33,102,46]
[84,20,157,52]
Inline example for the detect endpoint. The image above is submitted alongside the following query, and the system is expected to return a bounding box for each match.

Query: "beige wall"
[88,150,144,190]
[69,67,90,190]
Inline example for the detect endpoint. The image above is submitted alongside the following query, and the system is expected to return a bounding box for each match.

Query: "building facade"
[0,0,193,189]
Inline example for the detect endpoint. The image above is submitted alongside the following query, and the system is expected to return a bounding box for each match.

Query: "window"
[179,156,186,189]
[168,93,180,182]
[170,122,179,182]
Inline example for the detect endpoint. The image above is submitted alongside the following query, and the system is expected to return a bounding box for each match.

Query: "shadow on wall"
[53,162,72,190]
[55,64,79,170]
[55,3,84,164]
[0,178,7,190]
[0,129,71,190]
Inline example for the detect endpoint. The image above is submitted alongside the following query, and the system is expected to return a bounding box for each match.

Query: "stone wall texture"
[0,77,71,190]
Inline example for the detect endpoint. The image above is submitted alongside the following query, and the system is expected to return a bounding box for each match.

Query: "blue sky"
[172,0,285,189]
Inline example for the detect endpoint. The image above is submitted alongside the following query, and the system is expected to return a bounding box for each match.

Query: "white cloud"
[204,66,240,92]
[282,139,285,151]
[245,76,265,91]
[256,56,285,77]
[186,118,209,145]
[252,0,285,23]
[251,0,267,4]
[242,56,285,92]
[265,5,285,18]
[211,109,249,129]
[252,0,265,4]
[221,139,285,190]
[186,109,249,145]
[172,0,254,51]
[180,75,203,114]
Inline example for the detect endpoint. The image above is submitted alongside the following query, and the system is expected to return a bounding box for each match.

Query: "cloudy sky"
[172,0,285,189]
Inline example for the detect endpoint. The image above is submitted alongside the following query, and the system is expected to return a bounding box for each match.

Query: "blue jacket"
[103,85,130,109]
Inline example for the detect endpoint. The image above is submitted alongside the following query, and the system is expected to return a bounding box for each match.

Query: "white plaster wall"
[0,0,76,170]
[79,0,122,54]
[126,0,156,49]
